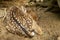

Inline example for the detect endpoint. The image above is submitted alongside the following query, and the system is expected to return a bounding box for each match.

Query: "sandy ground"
[0,5,60,40]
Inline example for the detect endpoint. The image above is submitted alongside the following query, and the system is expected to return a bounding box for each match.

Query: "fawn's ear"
[20,6,27,14]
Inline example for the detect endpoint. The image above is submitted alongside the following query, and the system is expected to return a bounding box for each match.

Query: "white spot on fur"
[12,22,14,24]
[17,19,20,22]
[15,18,17,19]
